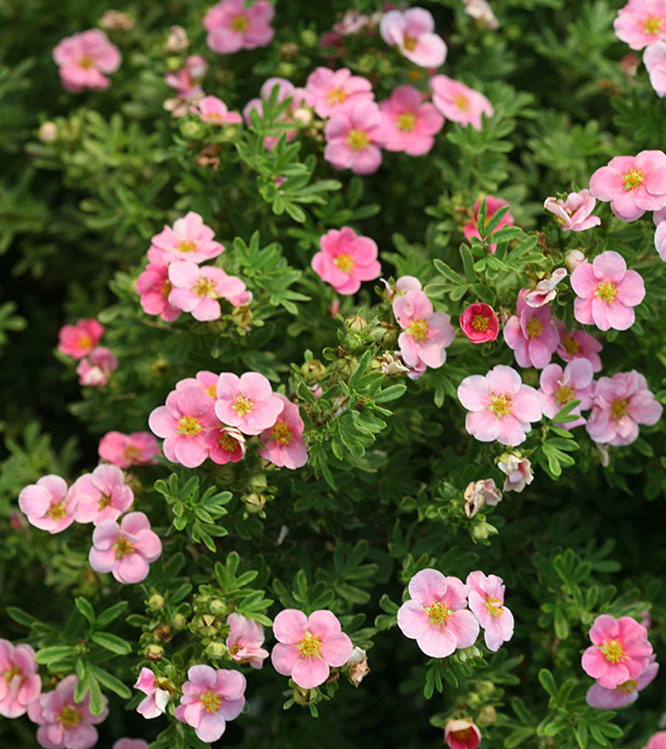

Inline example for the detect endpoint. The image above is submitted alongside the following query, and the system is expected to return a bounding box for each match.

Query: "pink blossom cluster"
[0,639,41,718]
[57,318,118,387]
[53,30,121,93]
[148,370,308,470]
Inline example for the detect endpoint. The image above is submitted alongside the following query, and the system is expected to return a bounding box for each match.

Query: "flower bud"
[146,644,164,661]
[153,625,173,643]
[292,106,313,126]
[476,705,497,726]
[345,315,368,332]
[248,472,268,491]
[99,10,135,31]
[206,640,226,659]
[172,613,187,630]
[209,600,226,617]
[231,304,253,330]
[165,25,189,53]
[565,249,586,271]
[39,122,58,142]
[301,359,326,382]
[180,120,203,140]
[243,492,266,513]
[148,593,165,611]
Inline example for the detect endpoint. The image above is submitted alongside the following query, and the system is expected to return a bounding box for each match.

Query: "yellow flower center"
[233,395,254,417]
[397,112,416,132]
[78,334,92,349]
[595,280,618,303]
[601,639,624,664]
[527,318,543,339]
[178,416,202,435]
[407,318,429,342]
[644,16,662,34]
[218,431,240,452]
[200,689,222,713]
[78,56,95,70]
[403,36,418,51]
[561,336,580,355]
[194,277,217,297]
[205,384,217,398]
[178,240,196,253]
[485,597,504,617]
[471,314,488,332]
[452,728,473,741]
[623,166,645,191]
[124,445,141,462]
[271,420,292,445]
[454,94,470,111]
[427,602,450,626]
[488,393,512,418]
[327,87,347,105]
[610,398,628,421]
[230,13,250,33]
[298,631,323,658]
[617,679,638,694]
[114,536,135,559]
[58,705,82,728]
[46,501,67,521]
[4,666,21,682]
[161,280,172,297]
[347,129,370,150]
[98,493,112,510]
[334,253,355,273]
[556,385,576,406]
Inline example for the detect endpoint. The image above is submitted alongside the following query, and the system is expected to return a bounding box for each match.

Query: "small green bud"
[206,640,226,658]
[209,600,226,617]
[148,594,165,611]
[172,613,187,630]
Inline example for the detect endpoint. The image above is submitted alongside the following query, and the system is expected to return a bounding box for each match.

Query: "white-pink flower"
[215,372,284,435]
[18,475,75,534]
[226,613,270,669]
[148,212,224,266]
[393,289,455,370]
[134,668,170,719]
[379,85,444,156]
[430,75,493,131]
[193,95,243,125]
[644,40,666,95]
[324,100,388,175]
[466,571,514,652]
[544,190,601,232]
[304,67,374,119]
[70,464,133,526]
[614,0,666,50]
[525,268,568,308]
[53,30,121,93]
[380,8,447,68]
[538,359,595,428]
[168,262,248,321]
[76,346,118,387]
[204,0,275,54]
[654,218,666,260]
[0,640,41,718]
[258,393,308,469]
[496,452,534,492]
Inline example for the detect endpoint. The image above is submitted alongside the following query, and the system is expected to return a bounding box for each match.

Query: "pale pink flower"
[28,675,108,749]
[324,100,388,175]
[174,666,246,743]
[544,190,601,232]
[397,569,479,658]
[463,479,502,518]
[193,95,243,125]
[70,464,133,526]
[589,150,666,221]
[654,219,666,260]
[134,667,170,719]
[136,263,182,322]
[53,30,121,93]
[379,85,444,156]
[614,0,666,50]
[176,370,220,402]
[168,262,248,321]
[89,512,162,584]
[271,609,353,689]
[147,212,224,266]
[258,393,308,469]
[466,571,514,652]
[98,431,160,468]
[312,227,381,295]
[204,0,275,54]
[445,718,482,749]
[112,740,149,749]
[18,475,75,534]
[393,289,455,370]
[149,386,216,468]
[57,319,104,359]
[464,196,514,253]
[76,347,118,387]
[644,732,666,748]
[571,251,645,331]
[381,275,422,300]
[525,268,568,308]
[555,322,603,372]
[304,67,374,119]
[430,75,493,131]
[538,359,595,428]
[497,452,534,492]
[586,370,663,446]
[463,0,500,28]
[204,425,247,464]
[165,55,208,97]
[581,614,653,688]
[0,640,41,718]
[215,372,284,435]
[644,40,666,95]
[586,655,659,709]
[460,302,500,343]
[457,365,543,447]
[226,613,270,669]
[380,8,447,67]
[503,291,560,369]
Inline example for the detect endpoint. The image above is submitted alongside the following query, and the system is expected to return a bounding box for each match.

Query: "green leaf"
[92,666,131,699]
[538,668,558,699]
[95,601,128,629]
[88,676,105,716]
[35,646,74,665]
[75,597,96,626]
[6,606,38,629]
[91,632,132,655]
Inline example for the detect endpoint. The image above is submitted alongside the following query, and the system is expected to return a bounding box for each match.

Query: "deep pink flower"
[393,289,455,370]
[571,251,645,331]
[464,196,514,253]
[149,386,216,468]
[168,262,248,321]
[430,75,493,131]
[226,613,270,669]
[379,85,444,156]
[204,0,275,54]
[58,319,104,359]
[112,740,149,749]
[204,425,247,464]
[544,190,601,232]
[555,322,603,372]
[0,640,41,718]
[134,667,170,719]
[397,569,479,658]
[581,615,653,688]
[497,452,534,492]
[380,8,447,67]
[457,365,543,446]
[76,347,118,387]
[538,359,595,428]
[645,732,666,749]
[304,67,374,119]
[193,95,243,125]
[27,675,108,749]
[524,268,568,308]
[324,100,388,175]
[644,40,666,95]
[136,263,182,322]
[614,0,666,50]
[586,655,658,709]
[586,370,663,446]
[98,431,160,468]
[445,718,482,749]
[271,609,353,689]
[148,212,224,266]
[466,571,514,652]
[53,30,121,93]
[165,55,208,98]
[89,512,162,584]
[312,227,381,295]
[18,475,75,534]
[70,464,133,526]
[258,393,308,469]
[503,291,560,369]
[589,151,666,221]
[215,372,284,435]
[459,302,499,343]
[174,666,246,744]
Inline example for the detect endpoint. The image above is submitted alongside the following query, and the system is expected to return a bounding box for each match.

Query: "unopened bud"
[206,640,226,658]
[146,644,164,661]
[181,120,203,140]
[249,472,268,491]
[301,359,326,382]
[231,304,253,330]
[172,613,187,630]
[209,600,226,617]
[39,122,58,142]
[345,315,367,332]
[153,625,172,643]
[243,492,266,513]
[476,705,497,726]
[99,10,135,31]
[292,107,313,126]
[148,594,165,611]
[565,249,585,271]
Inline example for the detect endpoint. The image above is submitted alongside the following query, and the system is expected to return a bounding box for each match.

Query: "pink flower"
[258,393,308,469]
[149,386,216,468]
[324,100,388,175]
[544,190,601,232]
[304,67,374,119]
[379,85,444,156]
[204,425,247,464]
[89,511,162,584]
[70,464,133,526]
[565,249,586,271]
[98,431,160,468]
[645,732,666,749]
[380,8,447,67]
[176,370,220,401]
[445,719,482,749]
[381,274,422,300]
[393,289,455,370]
[525,268,568,308]
[457,365,543,446]
[581,614,653,688]
[589,150,666,221]
[614,0,666,50]
[497,452,534,492]
[226,613,270,669]
[460,302,500,343]
[76,347,118,387]
[215,372,284,435]
[147,212,224,266]
[174,666,246,743]
[464,479,502,518]
[654,219,666,260]
[538,359,595,428]
[112,741,149,749]
[430,75,493,131]
[136,263,182,322]
[193,95,243,125]
[571,251,645,331]
[466,571,514,652]
[555,322,603,372]
[271,609,353,689]
[165,55,208,97]
[644,40,666,95]
[396,569,479,658]
[585,370,663,446]
[243,78,306,149]
[311,227,381,295]
[503,291,560,369]
[28,675,108,749]
[134,668,170,719]
[53,30,121,93]
[18,475,75,534]
[168,262,248,321]
[0,640,41,718]
[464,196,514,253]
[204,0,275,54]
[586,655,659,709]
[58,319,104,359]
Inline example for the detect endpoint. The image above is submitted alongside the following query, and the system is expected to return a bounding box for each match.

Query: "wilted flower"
[497,452,534,492]
[524,268,568,308]
[345,647,370,687]
[463,479,502,518]
[544,190,601,232]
